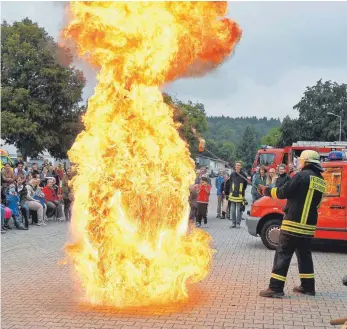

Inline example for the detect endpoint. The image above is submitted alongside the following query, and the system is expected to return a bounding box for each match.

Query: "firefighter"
[257,150,326,298]
[228,161,248,228]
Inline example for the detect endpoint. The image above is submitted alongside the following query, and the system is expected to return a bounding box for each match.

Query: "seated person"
[42,178,64,221]
[5,184,26,230]
[26,178,46,226]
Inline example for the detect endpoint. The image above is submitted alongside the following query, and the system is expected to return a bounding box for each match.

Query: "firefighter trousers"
[269,231,315,293]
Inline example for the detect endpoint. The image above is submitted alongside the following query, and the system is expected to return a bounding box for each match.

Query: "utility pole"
[327,112,342,141]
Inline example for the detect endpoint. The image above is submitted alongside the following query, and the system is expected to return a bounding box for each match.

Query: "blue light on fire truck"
[328,151,344,161]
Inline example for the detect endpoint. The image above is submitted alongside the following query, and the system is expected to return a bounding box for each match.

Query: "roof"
[196,155,228,164]
[293,141,347,148]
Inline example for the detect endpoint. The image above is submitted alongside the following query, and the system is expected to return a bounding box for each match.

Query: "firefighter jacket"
[228,171,248,203]
[264,164,326,237]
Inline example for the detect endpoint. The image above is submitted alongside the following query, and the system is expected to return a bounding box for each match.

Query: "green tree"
[164,94,208,157]
[236,125,258,167]
[1,19,86,159]
[279,116,300,146]
[206,116,281,147]
[261,127,282,147]
[219,141,236,163]
[280,80,347,143]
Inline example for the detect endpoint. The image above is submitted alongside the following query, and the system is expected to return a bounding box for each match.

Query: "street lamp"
[327,112,342,141]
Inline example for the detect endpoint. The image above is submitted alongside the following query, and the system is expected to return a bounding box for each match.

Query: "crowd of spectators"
[1,158,73,234]
[251,163,296,202]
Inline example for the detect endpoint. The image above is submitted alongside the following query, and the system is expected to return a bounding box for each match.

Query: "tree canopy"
[236,125,259,167]
[280,80,347,144]
[1,18,86,159]
[261,127,282,147]
[164,93,208,158]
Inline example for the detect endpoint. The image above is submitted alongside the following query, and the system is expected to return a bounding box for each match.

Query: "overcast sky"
[2,1,347,119]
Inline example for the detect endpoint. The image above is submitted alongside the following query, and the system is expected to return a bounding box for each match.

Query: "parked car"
[209,170,217,178]
[246,153,347,249]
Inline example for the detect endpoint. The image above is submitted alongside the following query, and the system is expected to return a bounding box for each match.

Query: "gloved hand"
[258,184,267,196]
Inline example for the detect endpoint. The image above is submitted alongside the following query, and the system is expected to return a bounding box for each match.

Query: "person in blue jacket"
[5,184,26,230]
[215,170,225,218]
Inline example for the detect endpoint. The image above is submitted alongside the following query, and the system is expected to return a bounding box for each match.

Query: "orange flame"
[62,1,241,307]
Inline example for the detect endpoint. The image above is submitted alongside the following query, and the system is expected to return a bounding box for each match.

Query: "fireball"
[62,1,241,307]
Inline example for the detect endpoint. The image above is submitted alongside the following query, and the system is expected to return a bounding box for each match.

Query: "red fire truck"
[252,141,347,174]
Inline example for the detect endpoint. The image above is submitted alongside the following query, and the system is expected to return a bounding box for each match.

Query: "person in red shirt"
[196,176,211,228]
[42,178,64,221]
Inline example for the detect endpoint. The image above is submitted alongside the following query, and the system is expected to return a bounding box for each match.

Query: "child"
[188,184,198,222]
[196,176,211,228]
[1,205,12,233]
[5,184,26,230]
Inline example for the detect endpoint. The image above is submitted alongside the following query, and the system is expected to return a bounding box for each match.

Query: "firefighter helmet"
[299,150,321,164]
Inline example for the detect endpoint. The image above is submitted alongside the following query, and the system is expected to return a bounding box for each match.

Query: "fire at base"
[62,2,241,307]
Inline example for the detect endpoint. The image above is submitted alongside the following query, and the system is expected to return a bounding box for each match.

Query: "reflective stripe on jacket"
[266,164,326,237]
[228,171,248,203]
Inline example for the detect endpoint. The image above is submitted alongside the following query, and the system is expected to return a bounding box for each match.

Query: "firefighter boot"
[259,288,284,298]
[293,286,315,296]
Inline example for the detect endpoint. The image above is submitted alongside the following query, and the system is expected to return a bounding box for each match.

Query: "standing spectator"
[194,169,201,185]
[16,175,30,229]
[14,161,27,179]
[266,168,277,187]
[62,168,73,221]
[41,159,49,171]
[276,164,290,187]
[31,163,40,175]
[42,178,64,221]
[47,164,55,176]
[26,178,45,226]
[48,165,60,187]
[215,170,224,218]
[5,184,27,230]
[229,161,248,228]
[251,166,260,203]
[14,155,23,167]
[196,177,211,228]
[221,173,230,219]
[188,184,198,222]
[288,164,296,178]
[40,167,49,187]
[252,166,260,182]
[56,163,65,181]
[200,167,211,185]
[252,166,267,203]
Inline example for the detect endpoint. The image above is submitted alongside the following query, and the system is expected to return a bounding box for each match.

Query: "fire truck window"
[258,153,275,166]
[322,167,342,197]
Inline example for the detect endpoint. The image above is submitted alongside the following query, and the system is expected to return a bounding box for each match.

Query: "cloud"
[167,67,347,119]
[2,1,347,118]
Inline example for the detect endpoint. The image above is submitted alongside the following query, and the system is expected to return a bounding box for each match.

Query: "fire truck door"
[315,167,347,240]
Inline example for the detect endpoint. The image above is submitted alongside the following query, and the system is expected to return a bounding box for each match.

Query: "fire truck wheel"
[260,219,281,250]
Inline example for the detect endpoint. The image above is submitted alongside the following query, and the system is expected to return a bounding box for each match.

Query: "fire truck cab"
[252,141,347,174]
[246,151,347,249]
